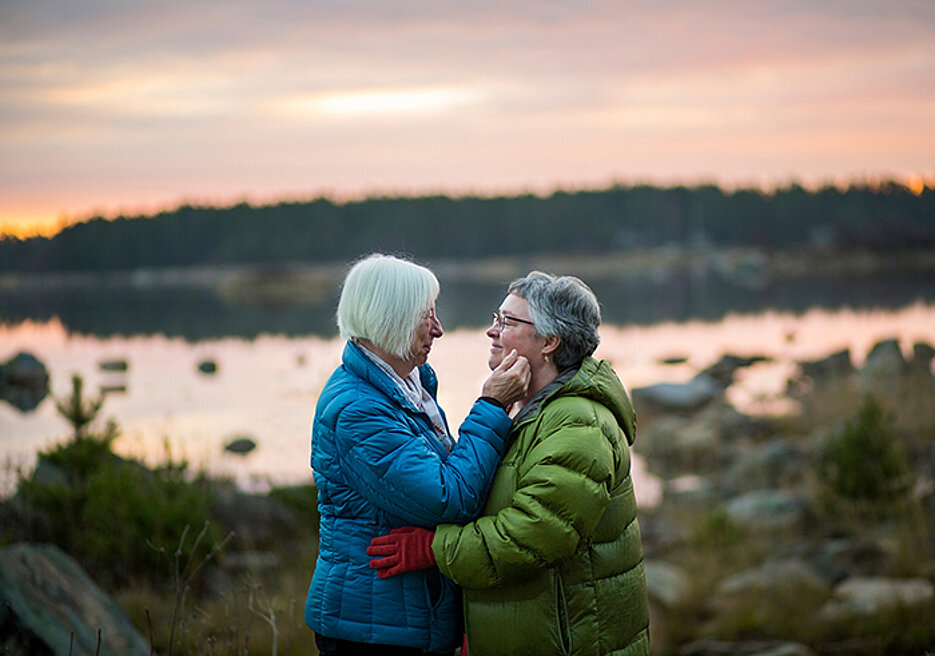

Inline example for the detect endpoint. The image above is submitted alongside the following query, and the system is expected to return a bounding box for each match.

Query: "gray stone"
[807,537,889,583]
[696,400,762,442]
[797,349,853,382]
[638,514,691,554]
[679,640,815,656]
[819,576,934,620]
[0,543,149,656]
[700,354,769,387]
[224,436,257,454]
[0,351,49,412]
[721,440,807,495]
[749,644,816,656]
[644,559,691,607]
[637,400,759,477]
[725,489,810,531]
[663,475,718,508]
[636,415,723,475]
[632,374,723,413]
[715,559,826,598]
[910,341,935,374]
[197,359,218,374]
[210,486,297,548]
[858,338,906,387]
[29,458,71,488]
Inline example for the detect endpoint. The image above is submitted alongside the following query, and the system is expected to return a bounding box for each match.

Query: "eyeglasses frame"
[491,311,536,331]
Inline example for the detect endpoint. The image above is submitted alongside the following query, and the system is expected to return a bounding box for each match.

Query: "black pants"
[314,634,455,656]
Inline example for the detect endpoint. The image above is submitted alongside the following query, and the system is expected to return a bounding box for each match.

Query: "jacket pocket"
[554,570,572,655]
[425,568,443,609]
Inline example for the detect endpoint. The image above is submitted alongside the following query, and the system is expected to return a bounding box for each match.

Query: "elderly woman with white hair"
[369,271,650,656]
[304,253,530,656]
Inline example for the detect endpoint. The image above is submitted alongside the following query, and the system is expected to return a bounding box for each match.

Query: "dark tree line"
[1,182,933,273]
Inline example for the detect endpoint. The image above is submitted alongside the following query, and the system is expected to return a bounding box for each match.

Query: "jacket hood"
[568,357,637,445]
[516,357,637,446]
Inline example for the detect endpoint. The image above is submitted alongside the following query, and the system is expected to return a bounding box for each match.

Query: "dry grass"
[785,369,935,443]
[117,549,317,655]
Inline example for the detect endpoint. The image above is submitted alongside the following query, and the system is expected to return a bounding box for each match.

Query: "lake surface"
[3,262,935,340]
[2,267,935,504]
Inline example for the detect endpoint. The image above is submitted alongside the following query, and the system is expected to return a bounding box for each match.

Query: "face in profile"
[407,305,443,368]
[487,294,543,370]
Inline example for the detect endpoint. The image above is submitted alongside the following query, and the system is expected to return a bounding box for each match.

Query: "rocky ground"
[2,338,934,655]
[632,339,935,655]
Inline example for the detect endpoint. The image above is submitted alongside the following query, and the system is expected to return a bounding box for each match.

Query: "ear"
[541,335,560,357]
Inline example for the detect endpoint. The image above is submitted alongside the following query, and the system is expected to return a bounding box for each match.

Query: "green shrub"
[15,375,222,586]
[54,374,105,440]
[817,395,915,503]
[18,439,220,586]
[689,508,743,549]
[269,483,319,532]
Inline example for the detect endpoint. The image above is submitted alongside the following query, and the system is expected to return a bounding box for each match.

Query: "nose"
[431,315,444,337]
[486,324,499,339]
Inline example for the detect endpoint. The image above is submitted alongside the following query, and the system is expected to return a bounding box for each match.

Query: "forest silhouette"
[1,181,933,273]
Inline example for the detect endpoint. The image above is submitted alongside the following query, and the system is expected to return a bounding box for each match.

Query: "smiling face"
[406,305,444,369]
[486,294,545,370]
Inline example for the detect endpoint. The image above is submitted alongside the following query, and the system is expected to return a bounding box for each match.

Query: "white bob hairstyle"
[337,253,440,360]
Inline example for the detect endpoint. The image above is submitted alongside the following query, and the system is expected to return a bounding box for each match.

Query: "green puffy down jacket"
[433,357,650,656]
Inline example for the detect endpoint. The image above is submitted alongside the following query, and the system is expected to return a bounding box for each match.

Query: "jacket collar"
[512,365,578,427]
[512,356,637,445]
[342,340,438,412]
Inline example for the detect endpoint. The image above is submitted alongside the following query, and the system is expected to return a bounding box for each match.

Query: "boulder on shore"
[858,338,906,388]
[0,543,149,656]
[797,349,853,382]
[699,353,769,387]
[632,374,723,414]
[819,576,935,620]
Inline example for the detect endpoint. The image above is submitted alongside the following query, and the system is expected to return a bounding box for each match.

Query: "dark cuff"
[478,396,508,410]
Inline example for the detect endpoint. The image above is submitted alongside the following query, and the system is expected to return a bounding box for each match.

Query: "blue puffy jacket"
[305,341,512,652]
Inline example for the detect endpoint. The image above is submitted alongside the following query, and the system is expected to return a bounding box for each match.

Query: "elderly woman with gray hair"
[369,271,650,656]
[305,254,530,656]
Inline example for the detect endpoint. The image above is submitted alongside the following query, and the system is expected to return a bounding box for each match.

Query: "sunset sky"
[1,0,933,237]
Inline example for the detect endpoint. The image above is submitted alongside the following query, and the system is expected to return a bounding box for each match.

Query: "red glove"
[367,526,436,578]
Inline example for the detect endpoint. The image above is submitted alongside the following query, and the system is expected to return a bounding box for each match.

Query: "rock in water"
[198,360,218,374]
[224,436,257,454]
[0,543,149,656]
[0,351,49,411]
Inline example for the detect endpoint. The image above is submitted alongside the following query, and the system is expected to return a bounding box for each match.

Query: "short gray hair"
[337,253,439,359]
[508,271,601,370]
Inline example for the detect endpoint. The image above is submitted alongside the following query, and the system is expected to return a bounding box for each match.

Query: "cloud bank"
[1,0,933,234]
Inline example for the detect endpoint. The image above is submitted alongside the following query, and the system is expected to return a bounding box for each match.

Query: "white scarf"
[357,343,454,453]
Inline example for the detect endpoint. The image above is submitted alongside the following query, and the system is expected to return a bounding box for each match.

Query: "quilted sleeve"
[433,399,618,589]
[335,397,512,526]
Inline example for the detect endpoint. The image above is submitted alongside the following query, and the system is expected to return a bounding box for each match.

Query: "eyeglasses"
[491,311,535,331]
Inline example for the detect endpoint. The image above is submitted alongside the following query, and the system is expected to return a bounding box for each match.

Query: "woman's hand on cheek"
[481,350,530,406]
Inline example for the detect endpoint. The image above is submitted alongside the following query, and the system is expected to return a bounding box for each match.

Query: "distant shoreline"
[2,247,935,295]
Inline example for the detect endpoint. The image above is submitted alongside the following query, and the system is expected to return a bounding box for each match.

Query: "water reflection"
[2,303,934,502]
[2,269,934,340]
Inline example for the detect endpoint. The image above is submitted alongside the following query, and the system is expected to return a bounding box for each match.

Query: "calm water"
[3,266,935,340]
[3,269,935,503]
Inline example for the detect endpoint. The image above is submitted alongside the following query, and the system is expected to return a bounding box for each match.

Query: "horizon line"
[2,172,931,240]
